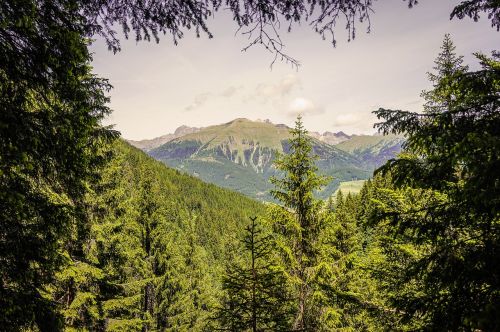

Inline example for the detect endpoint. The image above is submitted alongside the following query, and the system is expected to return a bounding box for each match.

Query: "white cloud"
[328,112,379,134]
[287,97,325,117]
[332,113,362,126]
[250,74,301,103]
[184,85,242,112]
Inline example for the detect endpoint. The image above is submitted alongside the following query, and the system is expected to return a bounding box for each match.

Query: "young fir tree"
[216,216,292,331]
[267,116,332,330]
[373,37,500,329]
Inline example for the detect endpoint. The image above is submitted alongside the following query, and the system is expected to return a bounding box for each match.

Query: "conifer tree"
[421,34,469,111]
[154,212,216,331]
[373,36,500,330]
[100,164,160,331]
[216,216,292,332]
[267,116,331,330]
[49,213,106,330]
[357,174,427,330]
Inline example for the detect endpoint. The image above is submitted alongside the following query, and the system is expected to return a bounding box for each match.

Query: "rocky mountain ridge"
[127,125,201,151]
[128,119,354,152]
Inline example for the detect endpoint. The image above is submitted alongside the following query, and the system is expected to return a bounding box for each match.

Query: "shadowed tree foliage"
[0,2,118,329]
[372,35,500,330]
[451,0,500,31]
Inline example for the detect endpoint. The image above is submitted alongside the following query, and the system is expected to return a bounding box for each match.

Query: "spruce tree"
[216,216,292,332]
[154,212,216,331]
[373,37,500,329]
[268,116,330,330]
[421,33,469,112]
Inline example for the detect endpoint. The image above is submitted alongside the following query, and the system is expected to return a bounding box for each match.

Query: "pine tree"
[373,38,500,329]
[267,116,330,330]
[216,216,292,331]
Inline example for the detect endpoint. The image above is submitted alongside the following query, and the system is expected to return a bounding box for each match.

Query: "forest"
[1,1,499,331]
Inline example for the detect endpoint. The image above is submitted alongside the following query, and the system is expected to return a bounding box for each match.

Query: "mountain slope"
[335,134,404,168]
[150,118,370,200]
[115,140,264,257]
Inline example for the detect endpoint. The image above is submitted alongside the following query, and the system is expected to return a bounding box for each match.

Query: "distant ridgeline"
[129,118,404,200]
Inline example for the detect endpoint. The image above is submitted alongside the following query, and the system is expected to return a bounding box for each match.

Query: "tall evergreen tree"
[373,36,500,329]
[154,212,216,331]
[267,116,332,330]
[321,192,376,330]
[88,142,224,332]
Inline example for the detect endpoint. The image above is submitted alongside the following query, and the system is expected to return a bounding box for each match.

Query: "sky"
[90,0,499,140]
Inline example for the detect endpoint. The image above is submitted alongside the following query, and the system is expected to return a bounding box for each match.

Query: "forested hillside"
[38,134,423,331]
[47,140,264,331]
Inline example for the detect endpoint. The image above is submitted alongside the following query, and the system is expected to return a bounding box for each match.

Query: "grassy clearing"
[332,180,366,197]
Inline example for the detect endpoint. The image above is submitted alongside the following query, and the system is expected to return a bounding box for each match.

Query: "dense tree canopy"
[373,37,500,330]
[47,141,263,332]
[0,1,117,328]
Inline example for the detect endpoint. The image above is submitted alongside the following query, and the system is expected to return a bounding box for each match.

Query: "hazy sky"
[90,0,499,140]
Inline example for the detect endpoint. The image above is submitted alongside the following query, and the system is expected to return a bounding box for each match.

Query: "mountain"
[128,125,201,151]
[149,118,370,200]
[335,134,405,168]
[310,130,351,145]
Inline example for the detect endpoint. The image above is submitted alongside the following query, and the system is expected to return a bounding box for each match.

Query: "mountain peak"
[128,125,201,151]
[174,125,199,136]
[310,130,351,145]
[227,118,252,125]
